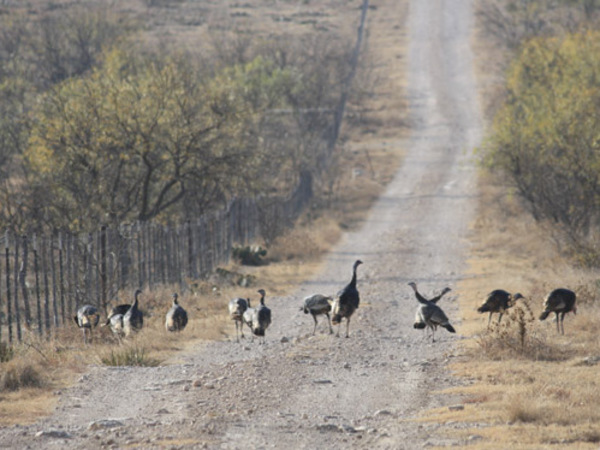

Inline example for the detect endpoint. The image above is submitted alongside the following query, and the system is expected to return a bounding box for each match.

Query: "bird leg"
[312,314,318,336]
[555,312,560,334]
[497,312,503,324]
[325,313,333,334]
[487,313,492,328]
[345,317,351,338]
[560,312,565,335]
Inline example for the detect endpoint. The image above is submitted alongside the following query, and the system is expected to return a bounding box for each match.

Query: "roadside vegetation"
[424,0,600,447]
[0,0,409,425]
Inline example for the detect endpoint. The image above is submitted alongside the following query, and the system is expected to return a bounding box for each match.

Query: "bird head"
[513,293,524,301]
[172,293,179,305]
[407,281,417,291]
[257,289,266,297]
[354,260,363,269]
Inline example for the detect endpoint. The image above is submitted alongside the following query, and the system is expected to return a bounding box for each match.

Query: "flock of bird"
[73,288,188,344]
[409,283,577,341]
[73,257,578,344]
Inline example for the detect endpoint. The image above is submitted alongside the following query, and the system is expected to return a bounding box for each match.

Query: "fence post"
[5,231,12,343]
[20,235,32,331]
[58,232,66,324]
[50,234,59,327]
[100,225,107,313]
[41,235,51,336]
[13,234,21,342]
[33,234,42,336]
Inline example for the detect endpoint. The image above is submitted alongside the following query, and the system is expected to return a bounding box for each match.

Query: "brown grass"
[419,174,600,448]
[0,0,411,426]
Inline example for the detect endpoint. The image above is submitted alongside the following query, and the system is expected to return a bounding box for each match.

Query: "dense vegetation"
[0,4,355,233]
[481,0,600,264]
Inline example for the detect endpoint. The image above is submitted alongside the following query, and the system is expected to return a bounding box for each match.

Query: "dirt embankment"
[0,0,482,448]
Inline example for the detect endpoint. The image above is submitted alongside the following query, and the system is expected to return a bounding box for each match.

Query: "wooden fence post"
[100,226,107,313]
[13,234,21,342]
[41,235,51,336]
[5,231,13,343]
[50,234,59,327]
[33,234,42,336]
[19,235,32,331]
[58,232,66,324]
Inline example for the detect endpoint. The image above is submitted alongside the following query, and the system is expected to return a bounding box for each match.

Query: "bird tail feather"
[331,314,342,325]
[413,322,426,329]
[539,311,550,321]
[443,324,456,333]
[477,305,489,313]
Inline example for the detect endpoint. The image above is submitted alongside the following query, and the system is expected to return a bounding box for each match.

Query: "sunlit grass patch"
[99,345,161,367]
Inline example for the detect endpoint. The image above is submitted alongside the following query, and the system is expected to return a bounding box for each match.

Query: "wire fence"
[0,0,370,344]
[0,171,312,343]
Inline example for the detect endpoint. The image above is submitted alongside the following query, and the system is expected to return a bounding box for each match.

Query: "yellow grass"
[418,175,600,448]
[0,0,411,426]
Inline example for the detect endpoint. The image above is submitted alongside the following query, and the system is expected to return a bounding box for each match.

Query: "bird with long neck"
[332,259,363,338]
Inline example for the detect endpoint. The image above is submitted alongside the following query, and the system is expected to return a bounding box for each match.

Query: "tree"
[485,31,600,262]
[25,48,297,231]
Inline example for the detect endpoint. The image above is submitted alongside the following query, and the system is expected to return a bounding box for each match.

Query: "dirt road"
[0,0,482,448]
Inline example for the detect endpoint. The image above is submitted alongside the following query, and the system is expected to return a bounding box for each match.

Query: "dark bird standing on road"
[408,282,455,342]
[408,282,452,331]
[332,260,363,338]
[229,297,249,342]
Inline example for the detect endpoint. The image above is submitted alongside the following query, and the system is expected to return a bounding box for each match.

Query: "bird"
[301,294,334,335]
[408,282,451,331]
[165,293,188,332]
[228,297,249,342]
[123,289,144,337]
[408,282,455,342]
[103,303,131,327]
[244,289,271,344]
[108,313,125,341]
[477,290,524,326]
[242,297,255,334]
[73,305,100,344]
[331,259,362,338]
[539,288,577,335]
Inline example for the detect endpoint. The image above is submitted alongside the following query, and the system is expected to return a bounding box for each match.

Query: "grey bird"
[103,303,131,327]
[331,260,362,338]
[301,294,334,335]
[477,289,524,326]
[408,282,452,331]
[165,293,188,332]
[408,282,455,342]
[228,297,249,342]
[244,289,271,344]
[123,289,144,337]
[73,305,100,344]
[539,288,576,335]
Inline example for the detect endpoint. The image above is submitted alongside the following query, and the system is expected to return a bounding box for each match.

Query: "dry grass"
[0,0,411,426]
[419,174,600,448]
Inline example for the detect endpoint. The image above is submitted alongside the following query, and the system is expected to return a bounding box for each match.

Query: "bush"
[0,361,44,391]
[99,346,161,367]
[484,31,600,265]
[475,301,568,361]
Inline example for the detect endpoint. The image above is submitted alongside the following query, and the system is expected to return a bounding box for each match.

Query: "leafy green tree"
[485,31,600,262]
[25,48,297,231]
